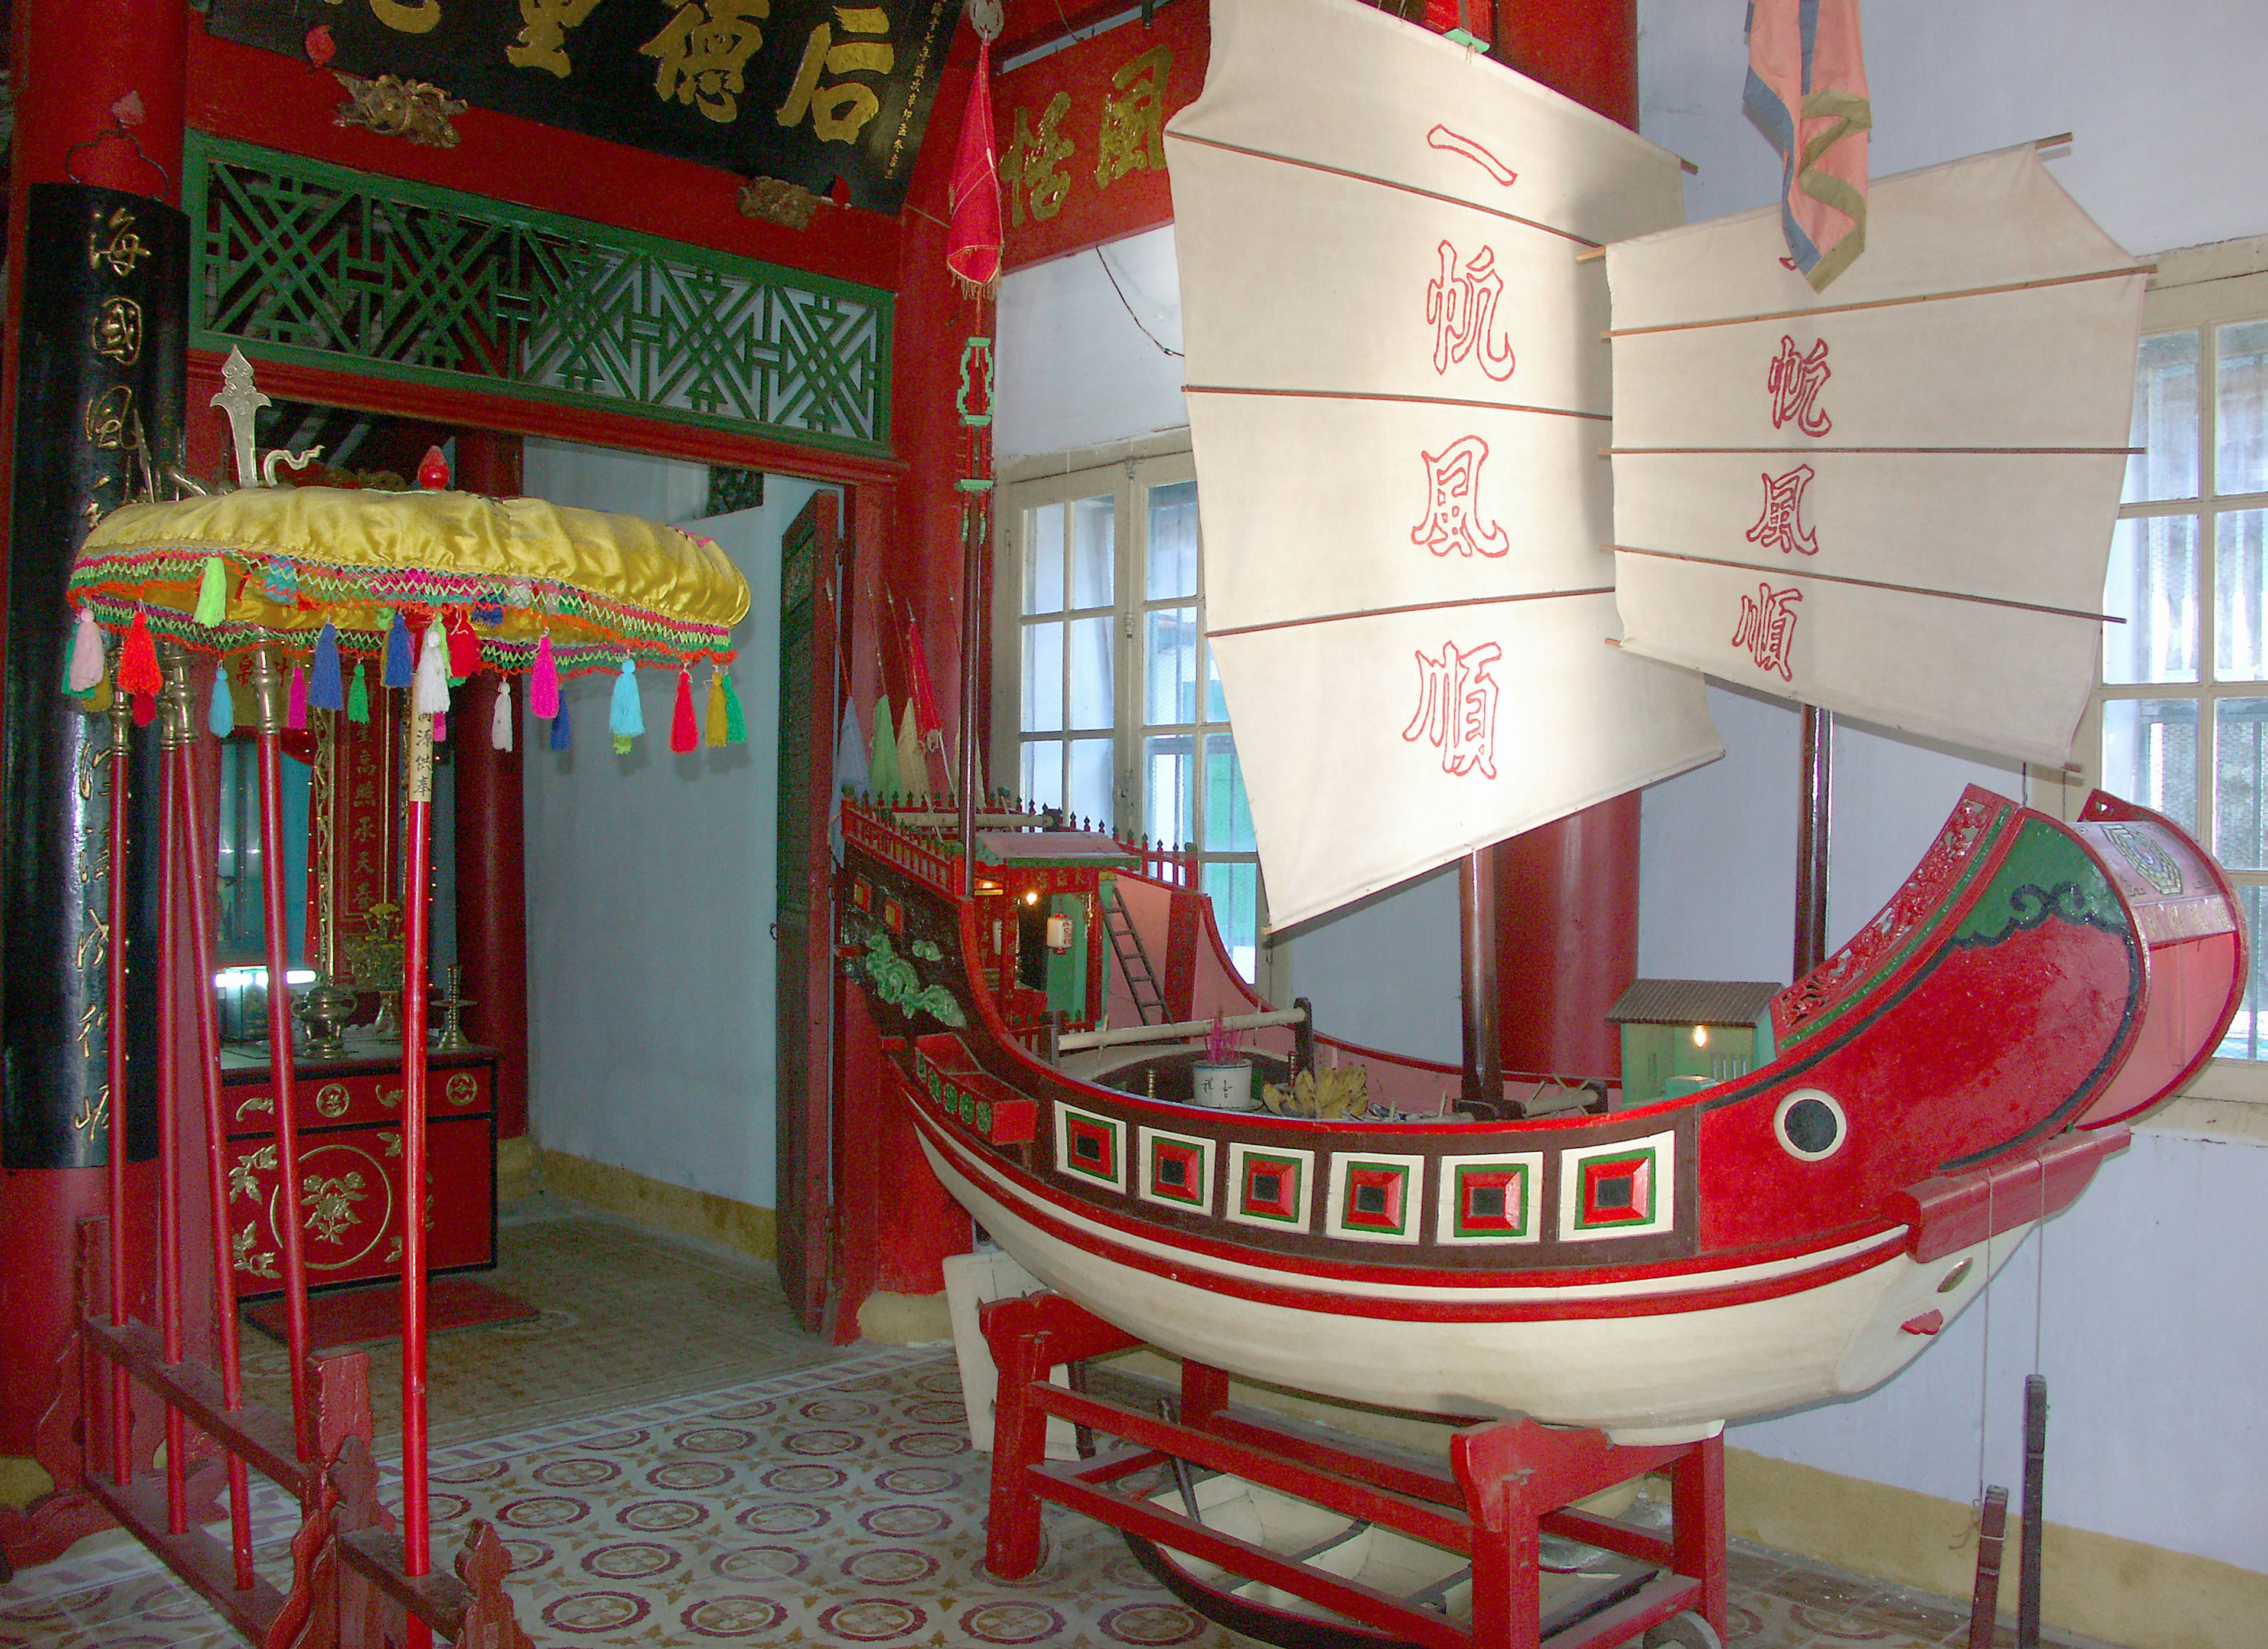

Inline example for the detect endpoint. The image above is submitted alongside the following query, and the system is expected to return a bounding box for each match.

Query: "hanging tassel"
[721,670,747,747]
[549,694,571,752]
[68,608,105,692]
[413,615,451,715]
[704,666,729,748]
[309,620,344,711]
[76,652,113,714]
[118,610,162,697]
[346,660,370,724]
[445,606,480,680]
[669,667,698,753]
[608,656,643,741]
[434,711,448,743]
[208,660,236,737]
[491,675,514,752]
[286,661,308,730]
[530,634,560,719]
[194,555,229,627]
[132,689,155,728]
[383,608,413,688]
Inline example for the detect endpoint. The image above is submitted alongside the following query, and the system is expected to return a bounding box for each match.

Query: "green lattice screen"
[184,134,891,457]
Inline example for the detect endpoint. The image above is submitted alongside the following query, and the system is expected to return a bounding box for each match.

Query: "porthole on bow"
[1774,1089,1846,1162]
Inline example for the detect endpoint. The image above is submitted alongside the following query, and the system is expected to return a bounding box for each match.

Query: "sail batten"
[1608,144,2145,767]
[1169,0,1722,930]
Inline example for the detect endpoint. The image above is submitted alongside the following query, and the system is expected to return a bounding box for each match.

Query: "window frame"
[2060,233,2268,1107]
[994,432,1280,998]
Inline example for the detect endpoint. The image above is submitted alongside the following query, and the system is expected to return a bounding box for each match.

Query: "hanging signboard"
[993,1,1208,269]
[205,0,960,214]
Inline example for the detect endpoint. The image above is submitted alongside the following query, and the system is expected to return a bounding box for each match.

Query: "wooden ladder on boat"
[1100,878,1169,1025]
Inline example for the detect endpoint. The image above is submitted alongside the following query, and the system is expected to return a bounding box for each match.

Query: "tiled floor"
[1,1208,2132,1648]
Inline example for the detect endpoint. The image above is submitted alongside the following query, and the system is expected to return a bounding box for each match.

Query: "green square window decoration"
[183,134,891,458]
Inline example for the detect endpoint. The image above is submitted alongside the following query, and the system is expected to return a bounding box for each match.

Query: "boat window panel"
[2102,515,2198,685]
[1022,741,1064,812]
[1147,480,1200,601]
[1025,502,1065,614]
[1146,605,1201,724]
[1204,858,1260,982]
[2217,886,2267,1060]
[1068,736,1115,829]
[1205,732,1256,853]
[2100,698,2199,836]
[2217,320,2268,499]
[1067,616,1115,729]
[2125,330,2199,503]
[1145,734,1194,846]
[1070,495,1116,609]
[2216,510,2268,680]
[2213,698,2268,869]
[1022,623,1063,733]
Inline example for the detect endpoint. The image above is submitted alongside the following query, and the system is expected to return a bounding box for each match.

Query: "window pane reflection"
[1148,480,1199,601]
[2101,698,2198,834]
[1146,606,1199,725]
[1067,616,1113,729]
[1205,732,1254,852]
[1022,623,1062,733]
[2125,330,2198,503]
[1021,741,1063,811]
[2215,697,2268,870]
[2217,510,2268,680]
[1145,734,1192,846]
[1068,736,1115,829]
[1204,859,1260,982]
[2219,886,2267,1060]
[1070,496,1115,609]
[2218,320,2268,499]
[1025,504,1064,615]
[2102,515,2198,684]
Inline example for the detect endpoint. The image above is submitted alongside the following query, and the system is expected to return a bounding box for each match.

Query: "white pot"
[1192,1061,1257,1110]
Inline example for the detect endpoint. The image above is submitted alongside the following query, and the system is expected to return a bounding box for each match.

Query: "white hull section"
[920,1122,2034,1443]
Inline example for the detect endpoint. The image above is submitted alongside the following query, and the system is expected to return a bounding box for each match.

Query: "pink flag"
[1745,0,1872,291]
[945,39,1002,296]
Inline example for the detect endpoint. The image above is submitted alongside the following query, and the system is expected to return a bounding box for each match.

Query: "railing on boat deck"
[840,794,1197,894]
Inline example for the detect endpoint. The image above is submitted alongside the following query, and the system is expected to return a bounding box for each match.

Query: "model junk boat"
[839,0,2247,1638]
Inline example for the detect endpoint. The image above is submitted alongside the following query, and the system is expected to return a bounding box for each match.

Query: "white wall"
[1635,0,2268,1574]
[519,436,830,1211]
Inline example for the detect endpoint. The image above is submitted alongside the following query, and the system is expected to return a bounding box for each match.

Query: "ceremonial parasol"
[65,348,752,1620]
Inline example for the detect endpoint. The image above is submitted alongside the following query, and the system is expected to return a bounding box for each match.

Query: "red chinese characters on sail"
[1427,242,1516,382]
[1412,436,1509,558]
[1732,583,1803,681]
[1746,462,1819,556]
[1766,334,1832,436]
[1403,639,1501,778]
[1425,125,1517,186]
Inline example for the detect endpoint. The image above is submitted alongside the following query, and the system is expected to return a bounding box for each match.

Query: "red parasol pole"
[103,692,133,1487]
[166,645,256,1586]
[399,692,438,1643]
[247,645,317,1464]
[154,658,189,1532]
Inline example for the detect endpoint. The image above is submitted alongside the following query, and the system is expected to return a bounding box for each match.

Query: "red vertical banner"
[994,4,1210,270]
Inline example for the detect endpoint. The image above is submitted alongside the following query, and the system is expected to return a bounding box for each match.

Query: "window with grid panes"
[999,445,1267,985]
[2090,241,2268,1068]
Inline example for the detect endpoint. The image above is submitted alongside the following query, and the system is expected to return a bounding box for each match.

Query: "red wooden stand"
[981,1292,1728,1649]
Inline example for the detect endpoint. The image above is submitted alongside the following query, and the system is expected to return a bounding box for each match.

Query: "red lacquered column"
[246,646,315,1464]
[166,649,255,1586]
[399,694,438,1640]
[103,693,133,1485]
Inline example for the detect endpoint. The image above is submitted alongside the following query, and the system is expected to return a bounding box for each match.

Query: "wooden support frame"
[980,1290,1729,1649]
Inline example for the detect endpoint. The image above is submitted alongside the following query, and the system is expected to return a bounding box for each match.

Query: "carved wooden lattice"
[184,135,892,455]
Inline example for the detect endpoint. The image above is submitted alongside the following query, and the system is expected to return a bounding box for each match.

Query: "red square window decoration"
[1340,1164,1408,1234]
[883,898,904,933]
[1456,1165,1528,1236]
[1239,1155,1302,1223]
[1578,1155,1653,1227]
[1064,1115,1117,1180]
[1148,1140,1205,1207]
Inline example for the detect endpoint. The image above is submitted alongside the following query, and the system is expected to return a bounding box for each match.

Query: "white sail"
[1166,0,1723,931]
[1608,145,2147,767]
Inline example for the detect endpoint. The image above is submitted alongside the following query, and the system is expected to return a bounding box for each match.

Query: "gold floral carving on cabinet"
[316,1082,351,1119]
[232,1223,278,1279]
[302,1171,369,1244]
[230,1144,278,1202]
[446,1072,480,1107]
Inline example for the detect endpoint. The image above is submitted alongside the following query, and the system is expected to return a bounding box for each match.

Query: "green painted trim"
[1951,820,2120,947]
[182,131,892,458]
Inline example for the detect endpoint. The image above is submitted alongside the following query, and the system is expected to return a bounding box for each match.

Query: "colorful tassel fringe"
[491,675,514,752]
[413,616,451,715]
[286,661,308,730]
[309,620,344,711]
[118,611,162,698]
[67,608,104,692]
[194,555,227,627]
[670,668,698,753]
[704,667,728,748]
[208,661,235,736]
[530,634,560,719]
[549,696,571,752]
[383,609,413,688]
[445,606,479,680]
[721,670,747,746]
[347,661,370,724]
[608,657,643,742]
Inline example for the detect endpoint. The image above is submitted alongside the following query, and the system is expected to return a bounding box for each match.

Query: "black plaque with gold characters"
[208,0,960,214]
[1,184,185,1170]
